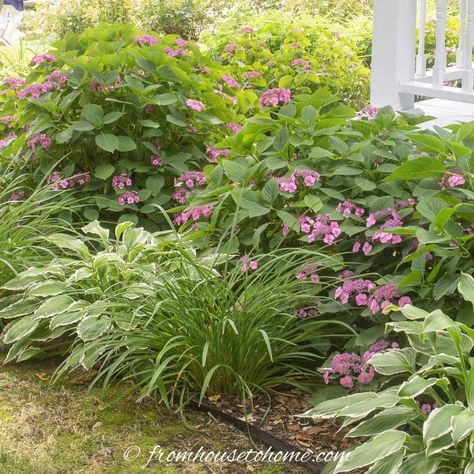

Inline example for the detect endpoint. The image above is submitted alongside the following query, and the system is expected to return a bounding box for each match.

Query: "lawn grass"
[0,354,304,473]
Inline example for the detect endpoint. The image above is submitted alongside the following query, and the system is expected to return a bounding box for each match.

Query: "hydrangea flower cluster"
[172,188,189,204]
[259,88,292,107]
[323,338,398,388]
[299,214,342,245]
[335,278,376,305]
[186,99,206,112]
[366,199,415,227]
[150,154,164,167]
[275,168,320,193]
[225,123,242,134]
[48,171,91,191]
[112,173,133,190]
[135,35,158,46]
[0,115,15,126]
[295,264,320,283]
[357,105,378,119]
[296,308,319,319]
[17,70,67,99]
[240,256,258,272]
[213,89,237,104]
[222,74,240,88]
[367,283,411,314]
[174,204,212,225]
[9,190,26,202]
[31,53,56,65]
[439,168,465,189]
[336,200,364,218]
[2,77,25,90]
[206,146,230,163]
[417,400,438,415]
[291,59,311,68]
[0,132,16,149]
[224,43,237,53]
[243,70,262,79]
[165,46,189,57]
[27,133,51,150]
[117,191,140,206]
[174,171,206,190]
[239,27,255,34]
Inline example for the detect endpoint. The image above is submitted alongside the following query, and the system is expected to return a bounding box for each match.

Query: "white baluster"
[432,0,448,87]
[457,0,467,67]
[462,0,474,91]
[416,0,427,77]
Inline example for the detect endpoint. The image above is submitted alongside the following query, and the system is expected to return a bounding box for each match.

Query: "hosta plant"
[0,220,218,361]
[304,274,474,474]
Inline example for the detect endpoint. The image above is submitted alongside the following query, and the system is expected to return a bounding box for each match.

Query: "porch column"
[371,0,417,110]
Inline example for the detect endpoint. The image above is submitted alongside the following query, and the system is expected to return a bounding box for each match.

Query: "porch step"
[407,99,474,129]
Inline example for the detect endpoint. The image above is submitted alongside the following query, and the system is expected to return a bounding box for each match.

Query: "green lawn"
[0,355,303,473]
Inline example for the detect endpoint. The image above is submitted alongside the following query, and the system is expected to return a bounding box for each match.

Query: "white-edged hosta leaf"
[49,311,84,330]
[3,338,29,363]
[423,404,464,444]
[77,315,111,341]
[423,310,457,332]
[347,406,418,437]
[366,449,405,474]
[399,304,430,320]
[48,233,91,257]
[302,392,377,419]
[27,280,67,297]
[33,295,75,319]
[1,275,41,291]
[82,220,110,245]
[0,299,37,319]
[398,452,441,474]
[458,273,474,309]
[338,388,399,418]
[2,314,40,344]
[426,432,454,457]
[333,430,407,473]
[397,375,442,398]
[370,348,416,375]
[451,409,474,443]
[115,221,135,240]
[467,366,474,409]
[67,268,93,283]
[16,347,43,362]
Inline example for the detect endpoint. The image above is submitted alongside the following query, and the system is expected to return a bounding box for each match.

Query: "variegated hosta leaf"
[77,315,111,342]
[423,404,464,445]
[1,275,43,291]
[366,450,405,474]
[398,452,441,474]
[347,406,418,438]
[451,409,474,443]
[467,366,474,410]
[0,298,37,319]
[33,295,75,319]
[49,311,85,330]
[370,348,417,375]
[399,304,430,320]
[26,280,67,297]
[48,233,91,258]
[337,388,399,419]
[2,314,40,344]
[82,220,110,247]
[458,273,474,310]
[301,392,377,419]
[397,375,447,399]
[425,432,454,457]
[423,309,457,333]
[333,430,407,473]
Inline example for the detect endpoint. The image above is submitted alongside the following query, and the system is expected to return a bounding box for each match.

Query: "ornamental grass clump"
[52,248,355,408]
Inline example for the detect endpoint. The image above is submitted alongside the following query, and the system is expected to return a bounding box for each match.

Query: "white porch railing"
[371,0,474,111]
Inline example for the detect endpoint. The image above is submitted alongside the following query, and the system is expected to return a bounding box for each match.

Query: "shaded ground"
[0,355,307,473]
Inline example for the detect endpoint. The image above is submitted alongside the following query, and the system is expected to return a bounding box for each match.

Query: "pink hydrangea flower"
[206,146,230,163]
[31,53,56,65]
[186,99,206,112]
[174,171,206,189]
[27,133,51,150]
[243,70,262,79]
[117,191,140,206]
[0,132,17,149]
[112,173,133,190]
[357,366,375,385]
[136,35,159,46]
[299,214,341,245]
[339,376,354,389]
[222,74,240,88]
[439,168,465,189]
[259,88,292,107]
[357,105,378,119]
[224,43,237,53]
[240,256,258,272]
[151,154,164,167]
[225,123,242,134]
[291,59,311,68]
[172,188,190,204]
[174,204,213,225]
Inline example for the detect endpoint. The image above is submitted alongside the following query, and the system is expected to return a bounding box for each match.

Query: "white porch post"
[371,0,417,110]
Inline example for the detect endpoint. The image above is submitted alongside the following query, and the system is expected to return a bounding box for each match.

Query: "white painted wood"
[416,0,428,77]
[462,0,474,91]
[371,0,417,110]
[399,80,474,102]
[457,0,467,67]
[432,0,448,87]
[407,98,474,128]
